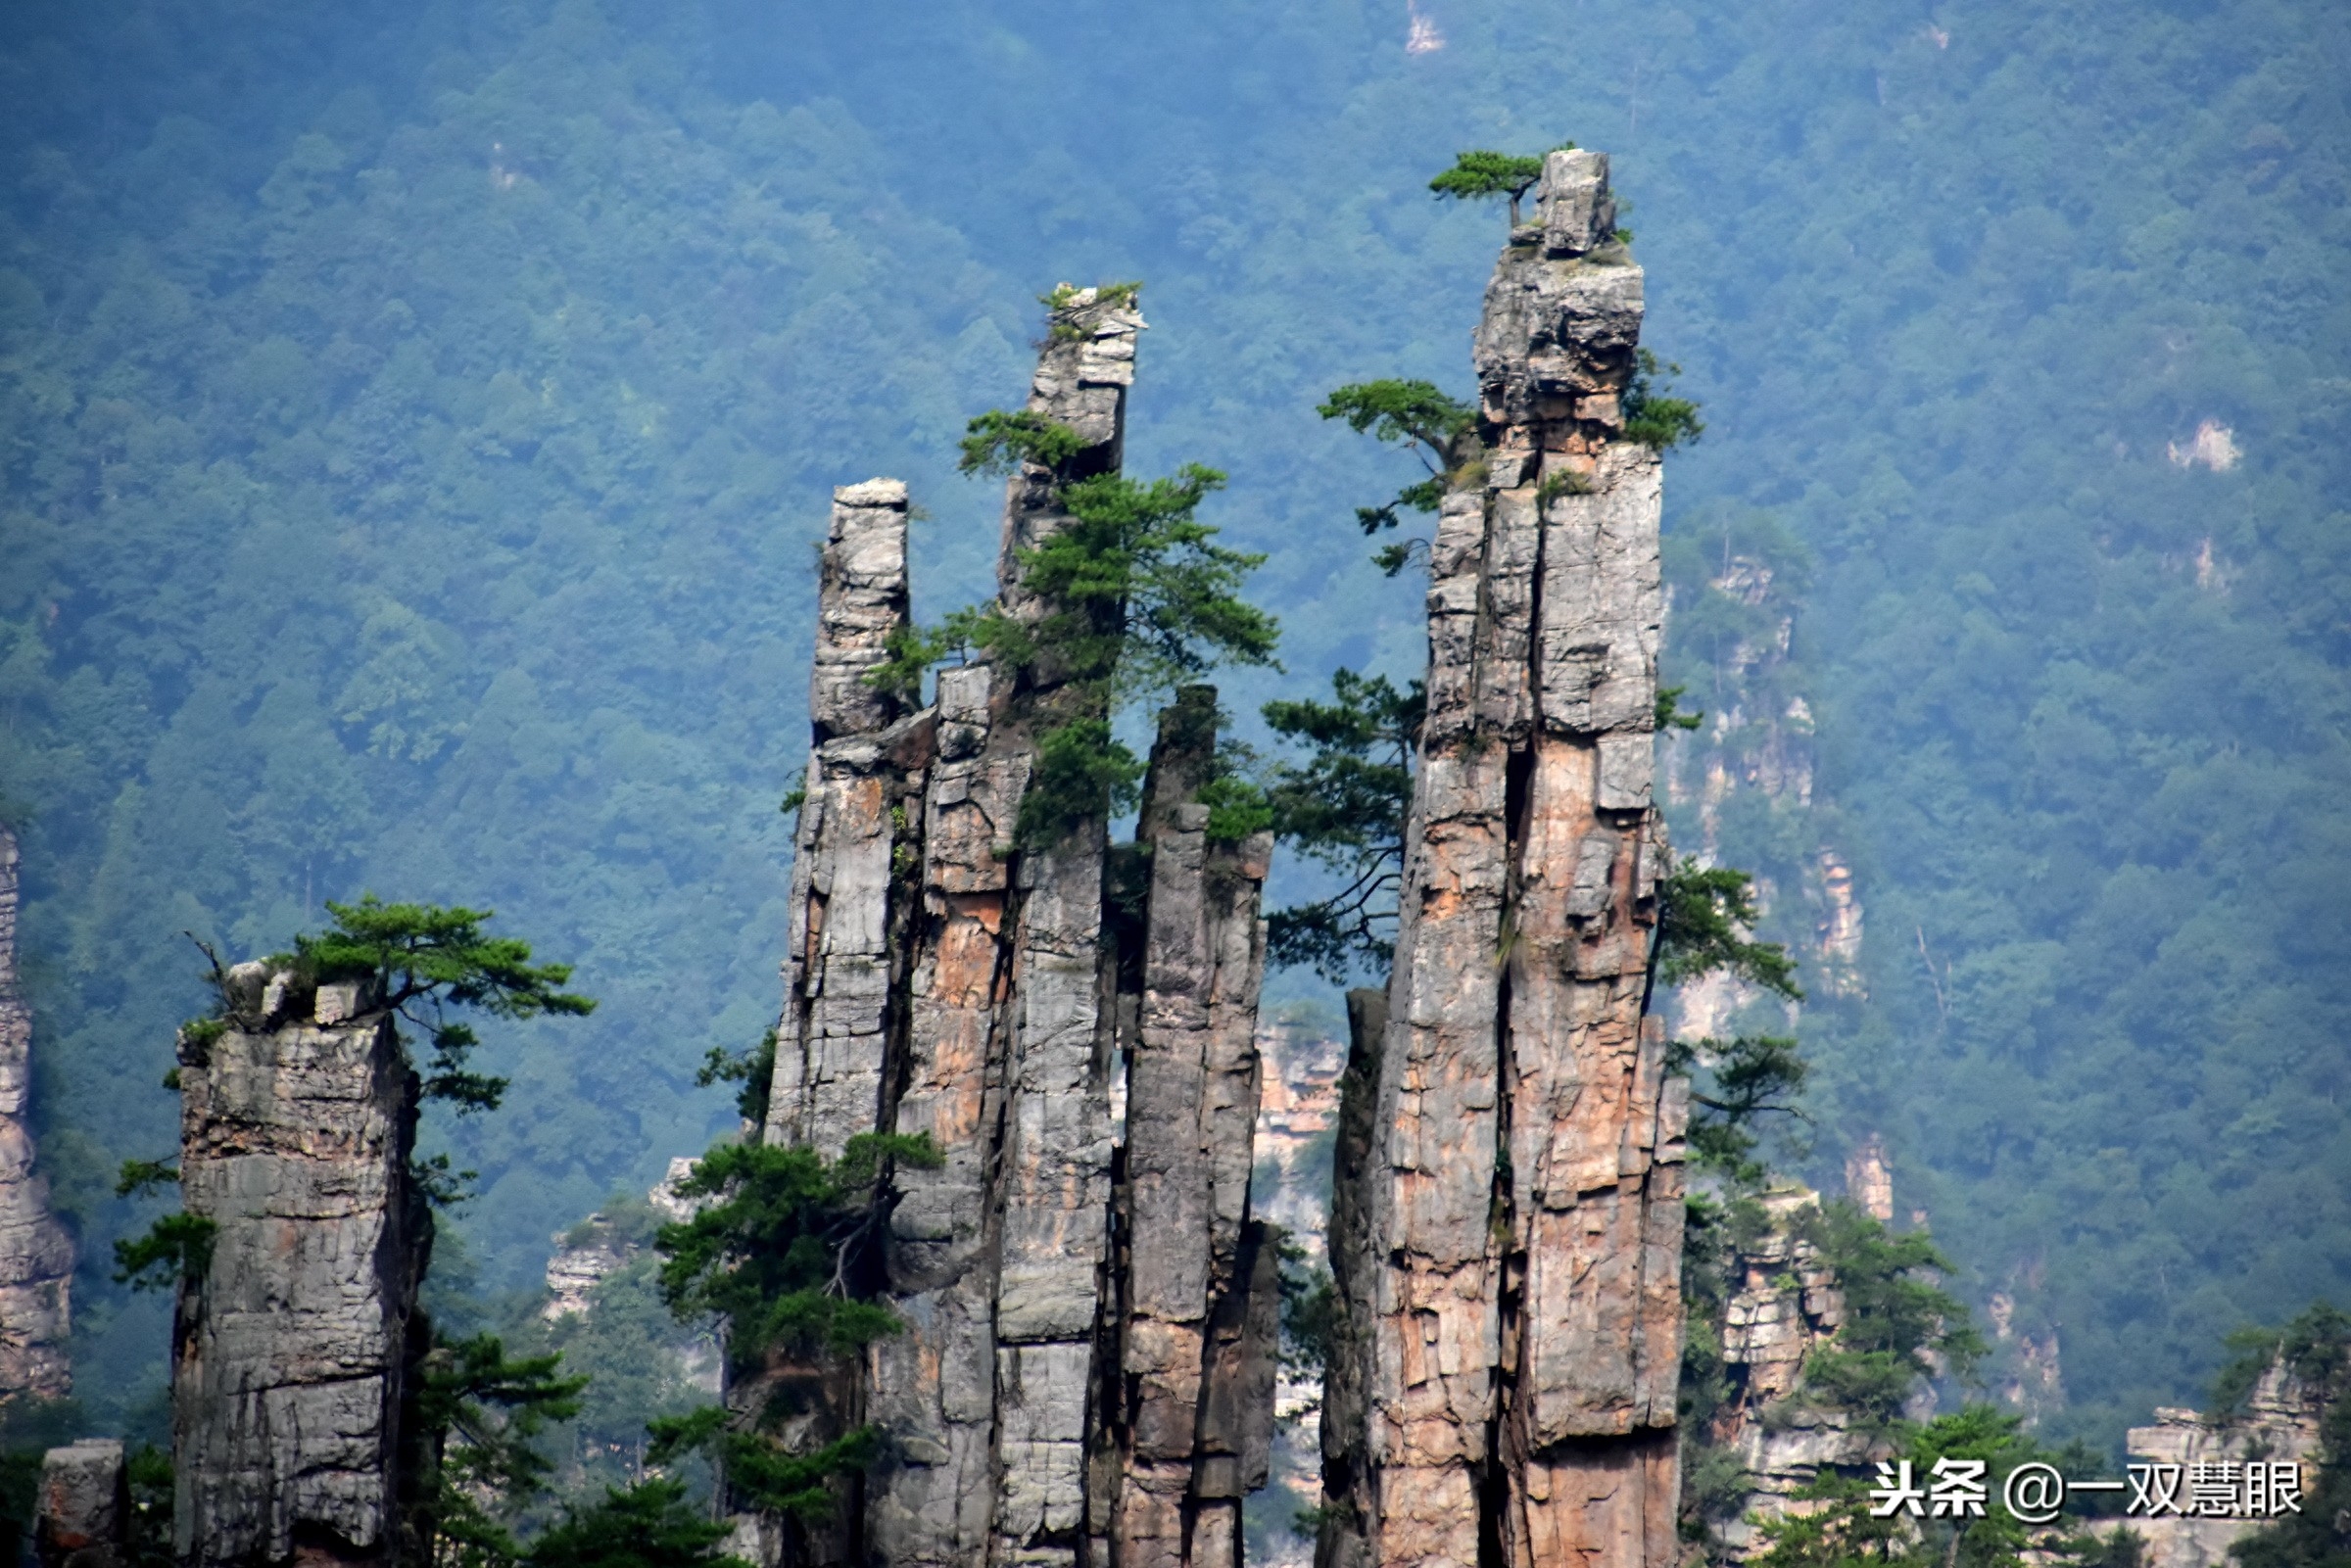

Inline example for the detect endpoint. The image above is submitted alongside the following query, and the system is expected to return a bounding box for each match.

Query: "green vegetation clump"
[1621,350,1704,451]
[289,895,597,1116]
[1317,379,1476,574]
[696,1027,779,1128]
[896,416,1278,847]
[1259,669,1422,982]
[1429,146,1573,226]
[1790,1203,1987,1431]
[956,409,1089,478]
[1654,860,1802,1001]
[1536,468,1595,503]
[411,1335,588,1567]
[648,1132,942,1531]
[655,1132,940,1362]
[519,1477,745,1568]
[1196,773,1273,843]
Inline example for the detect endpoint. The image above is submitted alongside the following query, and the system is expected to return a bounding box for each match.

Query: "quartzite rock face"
[1109,689,1276,1568]
[1323,148,1688,1568]
[758,292,1278,1566]
[767,478,921,1163]
[173,962,426,1568]
[1703,1189,1862,1559]
[37,1440,127,1568]
[2118,1365,2323,1568]
[0,826,73,1404]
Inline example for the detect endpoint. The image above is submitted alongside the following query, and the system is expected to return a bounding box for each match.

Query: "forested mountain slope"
[0,0,2341,1445]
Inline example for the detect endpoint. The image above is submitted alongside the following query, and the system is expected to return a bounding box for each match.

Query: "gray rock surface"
[754,291,1277,1565]
[1699,1187,1867,1558]
[1109,691,1274,1568]
[36,1440,126,1568]
[1321,147,1688,1568]
[0,826,73,1404]
[767,479,922,1162]
[172,962,425,1568]
[2118,1365,2323,1568]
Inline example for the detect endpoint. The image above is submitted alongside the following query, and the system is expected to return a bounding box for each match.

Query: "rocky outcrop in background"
[0,826,73,1404]
[760,290,1278,1566]
[171,963,426,1568]
[1319,148,1689,1568]
[1701,1187,1863,1559]
[2118,1364,2322,1568]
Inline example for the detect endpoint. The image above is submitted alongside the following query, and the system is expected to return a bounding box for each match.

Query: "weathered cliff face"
[767,479,920,1165]
[1321,148,1688,1568]
[1701,1188,1864,1560]
[759,292,1277,1566]
[172,961,426,1568]
[2118,1366,2323,1568]
[0,826,73,1405]
[1656,499,1860,1039]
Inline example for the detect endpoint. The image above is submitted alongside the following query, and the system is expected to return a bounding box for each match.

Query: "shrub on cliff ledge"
[1429,147,1568,227]
[650,1131,942,1528]
[1317,379,1475,575]
[1260,668,1423,982]
[294,895,598,1116]
[885,381,1280,848]
[1622,349,1705,451]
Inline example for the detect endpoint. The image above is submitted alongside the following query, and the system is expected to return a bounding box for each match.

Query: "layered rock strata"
[172,962,427,1568]
[1703,1187,1863,1559]
[2118,1365,2322,1568]
[1320,148,1689,1568]
[0,826,73,1402]
[759,291,1277,1566]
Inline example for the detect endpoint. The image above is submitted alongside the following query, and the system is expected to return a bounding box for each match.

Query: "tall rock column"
[759,290,1143,1567]
[982,288,1139,1568]
[0,826,73,1403]
[758,290,1281,1566]
[1324,148,1688,1568]
[172,962,426,1568]
[1110,689,1276,1568]
[766,479,923,1162]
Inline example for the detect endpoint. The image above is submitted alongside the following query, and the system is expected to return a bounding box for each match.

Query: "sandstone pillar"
[172,962,425,1568]
[1109,688,1275,1568]
[759,291,1280,1565]
[0,826,73,1404]
[1322,148,1689,1568]
[766,478,923,1163]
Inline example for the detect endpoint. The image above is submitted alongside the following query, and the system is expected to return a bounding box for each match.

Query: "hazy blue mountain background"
[1,0,2343,1449]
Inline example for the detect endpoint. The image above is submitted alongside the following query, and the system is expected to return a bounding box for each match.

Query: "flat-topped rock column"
[171,962,425,1568]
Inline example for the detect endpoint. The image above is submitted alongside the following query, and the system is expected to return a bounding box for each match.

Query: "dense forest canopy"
[0,0,2342,1453]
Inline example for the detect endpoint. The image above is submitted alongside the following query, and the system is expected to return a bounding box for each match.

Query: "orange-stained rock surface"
[1320,147,1688,1568]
